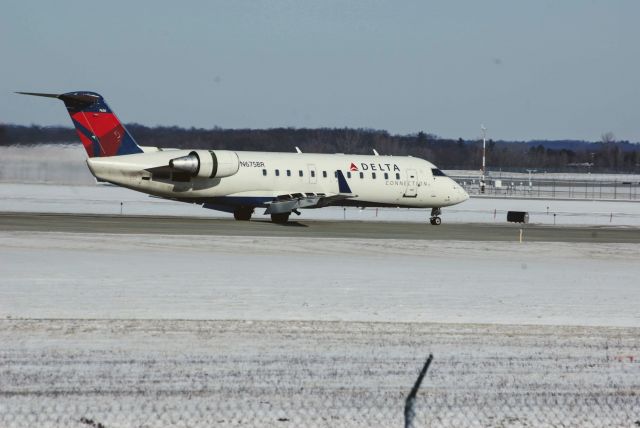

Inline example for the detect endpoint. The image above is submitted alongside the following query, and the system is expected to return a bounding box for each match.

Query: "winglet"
[336,170,352,194]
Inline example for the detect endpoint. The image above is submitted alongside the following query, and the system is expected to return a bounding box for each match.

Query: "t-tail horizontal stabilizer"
[17,91,143,158]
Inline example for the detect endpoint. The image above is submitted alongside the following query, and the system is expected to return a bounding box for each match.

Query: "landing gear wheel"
[429,208,442,225]
[271,212,291,224]
[233,207,253,221]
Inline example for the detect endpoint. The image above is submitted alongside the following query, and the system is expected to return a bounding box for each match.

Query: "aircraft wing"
[264,170,356,214]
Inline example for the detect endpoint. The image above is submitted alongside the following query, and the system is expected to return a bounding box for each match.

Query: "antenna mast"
[480,125,487,194]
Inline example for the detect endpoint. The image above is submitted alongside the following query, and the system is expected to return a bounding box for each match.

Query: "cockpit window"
[431,168,446,177]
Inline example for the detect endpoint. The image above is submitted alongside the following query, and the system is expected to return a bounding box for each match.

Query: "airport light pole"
[480,125,486,194]
[526,169,536,192]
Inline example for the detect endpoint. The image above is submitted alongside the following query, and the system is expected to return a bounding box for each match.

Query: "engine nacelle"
[169,150,239,179]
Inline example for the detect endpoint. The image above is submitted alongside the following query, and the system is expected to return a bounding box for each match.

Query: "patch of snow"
[1,232,638,327]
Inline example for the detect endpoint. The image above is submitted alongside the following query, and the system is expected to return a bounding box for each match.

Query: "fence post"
[585,181,587,199]
[404,354,434,428]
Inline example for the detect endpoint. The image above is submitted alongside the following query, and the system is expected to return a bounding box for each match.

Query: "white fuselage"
[87,150,469,210]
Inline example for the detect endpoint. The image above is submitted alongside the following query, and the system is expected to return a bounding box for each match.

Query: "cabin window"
[287,170,291,177]
[299,170,303,177]
[323,171,327,178]
[311,170,316,178]
[347,172,352,179]
[396,173,401,180]
[359,172,364,179]
[275,169,280,177]
[432,168,446,177]
[372,172,376,179]
[384,173,389,180]
[334,171,338,178]
[262,169,267,176]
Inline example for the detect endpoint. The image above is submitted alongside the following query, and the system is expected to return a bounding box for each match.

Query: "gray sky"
[2,1,639,141]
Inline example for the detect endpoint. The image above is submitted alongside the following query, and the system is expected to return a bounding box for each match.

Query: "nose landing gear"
[429,208,442,225]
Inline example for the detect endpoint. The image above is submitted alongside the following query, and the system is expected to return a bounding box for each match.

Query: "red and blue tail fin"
[17,91,143,158]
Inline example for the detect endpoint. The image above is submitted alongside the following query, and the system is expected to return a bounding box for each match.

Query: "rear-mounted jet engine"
[169,150,240,179]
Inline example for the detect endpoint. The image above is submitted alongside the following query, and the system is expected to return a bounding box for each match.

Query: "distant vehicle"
[19,91,468,224]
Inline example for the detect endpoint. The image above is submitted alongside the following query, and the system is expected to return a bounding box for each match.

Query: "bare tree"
[601,131,616,144]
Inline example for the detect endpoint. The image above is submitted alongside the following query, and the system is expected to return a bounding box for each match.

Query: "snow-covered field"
[3,231,637,427]
[1,319,638,428]
[0,144,95,185]
[1,232,638,326]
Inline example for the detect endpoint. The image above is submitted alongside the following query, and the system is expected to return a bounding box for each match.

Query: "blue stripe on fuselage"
[205,196,273,207]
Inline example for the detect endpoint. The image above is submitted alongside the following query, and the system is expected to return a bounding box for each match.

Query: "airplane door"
[307,164,317,184]
[403,168,418,197]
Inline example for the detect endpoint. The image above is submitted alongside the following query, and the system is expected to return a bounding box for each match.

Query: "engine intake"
[169,150,239,179]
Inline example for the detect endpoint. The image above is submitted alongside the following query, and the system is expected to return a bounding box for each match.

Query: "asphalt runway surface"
[1,212,639,242]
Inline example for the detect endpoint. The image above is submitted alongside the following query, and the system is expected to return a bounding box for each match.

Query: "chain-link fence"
[1,366,638,427]
[1,385,637,427]
[452,175,640,201]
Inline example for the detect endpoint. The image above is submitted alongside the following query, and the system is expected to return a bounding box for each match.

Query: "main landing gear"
[233,207,298,224]
[270,209,299,224]
[233,206,253,221]
[270,212,291,224]
[429,208,442,226]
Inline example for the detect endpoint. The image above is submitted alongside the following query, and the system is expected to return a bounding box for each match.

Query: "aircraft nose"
[448,178,469,204]
[460,187,469,202]
[451,187,469,204]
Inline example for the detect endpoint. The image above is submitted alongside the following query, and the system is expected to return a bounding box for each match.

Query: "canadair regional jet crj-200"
[19,91,469,224]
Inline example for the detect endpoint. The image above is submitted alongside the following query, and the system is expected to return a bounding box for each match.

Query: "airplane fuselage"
[87,150,469,210]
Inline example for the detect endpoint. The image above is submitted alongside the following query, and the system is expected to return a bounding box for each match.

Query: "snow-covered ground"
[0,144,95,185]
[2,231,637,427]
[1,319,637,428]
[1,232,638,327]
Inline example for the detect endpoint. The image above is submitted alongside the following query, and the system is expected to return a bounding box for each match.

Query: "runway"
[1,211,639,242]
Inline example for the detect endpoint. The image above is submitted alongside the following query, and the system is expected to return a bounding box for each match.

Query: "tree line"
[1,124,638,173]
